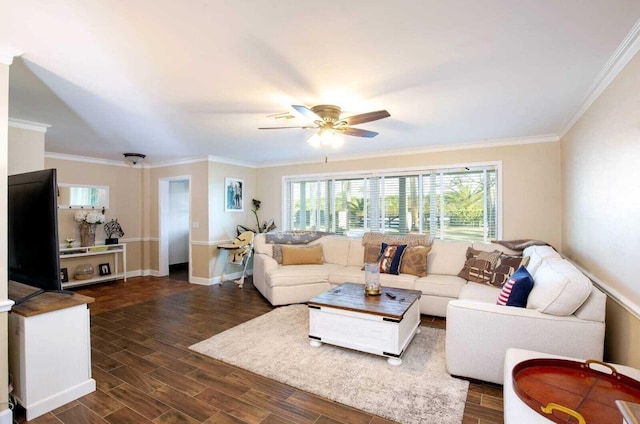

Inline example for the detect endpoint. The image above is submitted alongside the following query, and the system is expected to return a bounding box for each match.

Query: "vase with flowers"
[75,210,106,247]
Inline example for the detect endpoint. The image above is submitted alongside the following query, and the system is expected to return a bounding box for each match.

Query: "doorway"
[159,176,191,281]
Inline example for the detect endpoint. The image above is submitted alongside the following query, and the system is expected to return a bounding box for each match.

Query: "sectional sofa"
[252,232,606,384]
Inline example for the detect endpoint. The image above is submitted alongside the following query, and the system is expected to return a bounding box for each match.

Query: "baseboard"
[0,407,12,424]
[17,378,95,421]
[190,276,218,285]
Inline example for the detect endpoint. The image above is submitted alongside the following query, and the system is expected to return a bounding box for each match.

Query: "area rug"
[190,304,469,424]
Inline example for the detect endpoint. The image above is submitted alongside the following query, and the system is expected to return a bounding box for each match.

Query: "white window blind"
[283,164,499,241]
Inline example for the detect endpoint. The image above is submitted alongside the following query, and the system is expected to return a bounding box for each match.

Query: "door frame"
[158,176,192,279]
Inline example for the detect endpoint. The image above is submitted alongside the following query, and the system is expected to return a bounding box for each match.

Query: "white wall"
[561,50,640,367]
[168,180,189,265]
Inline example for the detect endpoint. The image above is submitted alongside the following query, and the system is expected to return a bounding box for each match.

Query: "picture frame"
[99,263,111,276]
[225,177,244,212]
[60,267,69,283]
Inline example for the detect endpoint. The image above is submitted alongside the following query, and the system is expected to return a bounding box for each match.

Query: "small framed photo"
[60,267,69,283]
[99,263,111,276]
[225,177,244,212]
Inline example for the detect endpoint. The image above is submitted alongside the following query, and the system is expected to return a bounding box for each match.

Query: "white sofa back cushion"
[523,245,562,275]
[527,258,592,316]
[347,239,365,267]
[319,235,350,266]
[427,240,472,276]
[573,285,607,322]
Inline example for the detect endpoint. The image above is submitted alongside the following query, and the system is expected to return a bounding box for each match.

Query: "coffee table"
[307,282,421,365]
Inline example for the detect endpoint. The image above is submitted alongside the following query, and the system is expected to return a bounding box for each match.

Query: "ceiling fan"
[258,105,391,147]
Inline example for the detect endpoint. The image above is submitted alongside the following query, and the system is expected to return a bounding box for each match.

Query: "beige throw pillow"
[399,245,432,277]
[281,244,324,265]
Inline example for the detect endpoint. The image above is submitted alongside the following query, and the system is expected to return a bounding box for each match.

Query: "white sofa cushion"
[319,236,350,266]
[347,239,365,267]
[328,266,366,285]
[427,240,472,276]
[458,281,501,303]
[573,285,607,322]
[527,258,592,316]
[266,263,345,287]
[523,245,561,275]
[415,274,467,298]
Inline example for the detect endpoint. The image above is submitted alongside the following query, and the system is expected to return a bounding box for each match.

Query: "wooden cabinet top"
[9,280,94,317]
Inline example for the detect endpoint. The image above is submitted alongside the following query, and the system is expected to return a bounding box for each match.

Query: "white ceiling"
[3,1,640,167]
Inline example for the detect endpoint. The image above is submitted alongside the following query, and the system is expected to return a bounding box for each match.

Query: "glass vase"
[364,262,381,295]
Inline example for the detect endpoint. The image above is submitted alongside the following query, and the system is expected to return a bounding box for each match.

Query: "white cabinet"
[59,243,127,288]
[8,282,96,420]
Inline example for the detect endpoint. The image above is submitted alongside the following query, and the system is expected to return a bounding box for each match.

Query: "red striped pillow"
[497,278,516,305]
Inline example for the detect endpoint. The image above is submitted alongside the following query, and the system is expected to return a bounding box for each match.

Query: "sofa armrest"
[445,299,605,384]
[254,253,278,272]
[252,253,278,296]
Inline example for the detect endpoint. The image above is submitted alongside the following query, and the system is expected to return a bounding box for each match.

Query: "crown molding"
[0,47,23,65]
[139,155,256,169]
[256,133,559,168]
[560,18,640,138]
[45,152,137,167]
[207,155,256,168]
[8,118,51,133]
[44,133,558,170]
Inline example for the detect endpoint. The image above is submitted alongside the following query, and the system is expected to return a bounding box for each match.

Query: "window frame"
[281,161,502,241]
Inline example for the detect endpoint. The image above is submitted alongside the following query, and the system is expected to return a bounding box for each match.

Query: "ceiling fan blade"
[342,110,390,126]
[291,105,323,122]
[258,126,317,130]
[341,127,379,138]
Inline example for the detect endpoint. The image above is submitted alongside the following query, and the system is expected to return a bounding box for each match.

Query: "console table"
[59,243,126,288]
[8,281,96,420]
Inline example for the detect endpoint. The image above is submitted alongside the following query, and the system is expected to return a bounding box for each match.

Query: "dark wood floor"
[12,276,504,424]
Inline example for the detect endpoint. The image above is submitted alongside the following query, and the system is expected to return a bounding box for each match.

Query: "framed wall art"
[99,263,111,276]
[60,267,69,283]
[225,177,244,212]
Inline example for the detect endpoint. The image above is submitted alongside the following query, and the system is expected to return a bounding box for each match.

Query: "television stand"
[11,287,74,306]
[8,281,96,420]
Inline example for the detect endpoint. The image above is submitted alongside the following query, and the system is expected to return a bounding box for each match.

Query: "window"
[283,164,499,241]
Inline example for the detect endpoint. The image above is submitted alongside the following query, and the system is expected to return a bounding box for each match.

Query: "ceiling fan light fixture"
[123,152,146,166]
[308,129,343,149]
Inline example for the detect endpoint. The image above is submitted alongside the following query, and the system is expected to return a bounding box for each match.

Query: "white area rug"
[190,305,469,424]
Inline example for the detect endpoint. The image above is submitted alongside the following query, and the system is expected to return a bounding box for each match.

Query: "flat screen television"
[8,168,68,304]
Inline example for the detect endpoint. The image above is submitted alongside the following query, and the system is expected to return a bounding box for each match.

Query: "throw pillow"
[490,254,531,286]
[272,245,283,264]
[458,247,502,284]
[378,243,407,275]
[496,265,534,307]
[281,244,324,265]
[399,245,432,277]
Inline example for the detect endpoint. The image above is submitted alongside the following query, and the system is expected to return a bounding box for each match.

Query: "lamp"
[123,153,146,166]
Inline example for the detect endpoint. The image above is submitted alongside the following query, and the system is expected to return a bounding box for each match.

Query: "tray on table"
[512,358,640,423]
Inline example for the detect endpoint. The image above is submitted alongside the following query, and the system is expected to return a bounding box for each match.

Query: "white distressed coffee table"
[307,282,421,365]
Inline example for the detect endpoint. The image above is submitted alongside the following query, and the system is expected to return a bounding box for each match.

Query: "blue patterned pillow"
[378,243,407,275]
